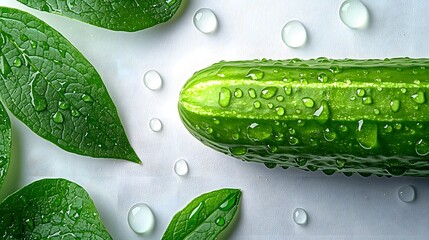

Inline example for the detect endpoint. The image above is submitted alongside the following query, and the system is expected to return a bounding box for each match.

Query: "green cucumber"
[178,58,429,177]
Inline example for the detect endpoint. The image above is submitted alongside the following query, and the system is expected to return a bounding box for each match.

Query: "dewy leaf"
[0,101,11,190]
[0,7,140,163]
[17,0,183,32]
[162,188,242,240]
[0,178,112,239]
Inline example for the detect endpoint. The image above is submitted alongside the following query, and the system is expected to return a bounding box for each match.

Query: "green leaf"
[0,7,140,163]
[0,101,11,190]
[17,0,183,32]
[162,188,242,240]
[0,178,112,239]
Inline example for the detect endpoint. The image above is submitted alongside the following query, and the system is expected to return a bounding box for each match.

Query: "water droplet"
[284,87,292,95]
[339,0,369,29]
[193,8,218,34]
[253,101,261,109]
[81,94,93,103]
[13,58,22,67]
[281,20,307,48]
[276,106,285,116]
[302,97,315,108]
[174,159,189,176]
[289,137,299,146]
[356,88,365,97]
[276,95,284,102]
[220,193,238,211]
[248,88,257,98]
[229,146,247,155]
[264,162,277,169]
[336,159,346,169]
[218,87,232,107]
[386,166,408,176]
[215,217,225,226]
[323,128,337,141]
[373,108,380,115]
[307,165,318,171]
[390,99,400,112]
[58,101,70,110]
[383,124,393,133]
[213,118,220,124]
[71,108,81,117]
[356,120,378,149]
[234,88,243,98]
[128,203,155,234]
[52,112,64,123]
[261,87,278,99]
[267,103,274,109]
[246,69,264,80]
[394,123,402,130]
[247,123,272,142]
[295,157,307,166]
[323,169,336,175]
[398,185,416,203]
[289,128,296,135]
[30,40,37,49]
[317,73,328,83]
[339,125,348,132]
[293,208,308,225]
[415,139,429,156]
[206,127,213,134]
[149,118,162,132]
[411,90,425,104]
[414,79,420,84]
[362,96,373,105]
[329,65,342,74]
[143,70,163,90]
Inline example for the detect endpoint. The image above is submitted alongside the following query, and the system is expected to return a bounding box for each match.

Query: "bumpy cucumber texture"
[179,58,429,177]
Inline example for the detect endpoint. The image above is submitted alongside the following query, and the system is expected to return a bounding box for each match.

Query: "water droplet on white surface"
[293,208,308,225]
[174,159,189,176]
[398,185,416,203]
[143,70,162,90]
[281,20,307,48]
[339,0,369,29]
[128,203,155,234]
[193,8,218,34]
[149,118,163,132]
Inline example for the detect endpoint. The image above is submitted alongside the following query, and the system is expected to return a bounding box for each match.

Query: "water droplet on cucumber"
[302,97,315,108]
[415,139,429,156]
[317,73,328,83]
[362,96,373,105]
[229,146,247,155]
[246,69,264,80]
[234,88,243,98]
[247,123,272,142]
[253,101,261,109]
[356,120,378,149]
[276,106,285,116]
[261,87,278,99]
[323,128,337,141]
[390,99,400,112]
[356,88,365,97]
[218,87,232,107]
[411,90,425,104]
[248,88,257,98]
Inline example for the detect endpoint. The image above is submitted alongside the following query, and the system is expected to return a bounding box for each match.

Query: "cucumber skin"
[179,58,429,177]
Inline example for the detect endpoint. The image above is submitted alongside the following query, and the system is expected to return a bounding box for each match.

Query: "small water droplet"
[174,159,189,176]
[414,79,420,84]
[307,165,318,171]
[276,95,284,102]
[253,101,261,109]
[289,128,296,135]
[398,185,416,203]
[411,90,425,104]
[261,87,277,99]
[215,217,225,226]
[284,87,292,95]
[394,123,402,130]
[13,58,22,67]
[275,106,285,116]
[415,139,429,156]
[143,70,163,90]
[356,120,378,149]
[339,0,369,29]
[281,20,307,48]
[362,96,373,105]
[52,112,64,124]
[193,8,218,34]
[206,127,213,134]
[71,108,81,117]
[339,125,348,132]
[289,136,299,146]
[218,87,232,107]
[267,103,274,109]
[400,88,407,94]
[293,208,308,225]
[302,97,315,108]
[248,88,257,98]
[323,128,337,141]
[264,162,277,169]
[58,101,70,110]
[81,94,93,103]
[356,88,365,97]
[295,157,307,166]
[323,169,336,175]
[149,118,162,132]
[373,108,380,115]
[128,203,155,234]
[336,159,346,169]
[234,88,243,98]
[390,99,400,112]
[229,146,247,155]
[213,118,220,124]
[246,69,264,80]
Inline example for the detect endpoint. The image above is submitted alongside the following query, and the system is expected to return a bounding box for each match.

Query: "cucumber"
[178,58,429,177]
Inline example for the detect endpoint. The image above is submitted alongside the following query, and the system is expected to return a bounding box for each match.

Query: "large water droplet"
[339,0,369,29]
[276,106,285,116]
[52,112,64,124]
[149,118,163,132]
[143,70,163,90]
[356,88,365,97]
[390,99,400,112]
[293,208,308,225]
[248,88,257,98]
[219,193,238,211]
[356,120,378,149]
[247,123,272,142]
[246,69,264,80]
[317,73,328,83]
[281,20,307,48]
[174,159,189,176]
[411,90,425,104]
[128,203,155,234]
[415,139,429,156]
[253,101,261,109]
[193,8,218,34]
[218,87,232,107]
[362,96,373,105]
[302,97,315,108]
[260,87,277,99]
[215,217,225,226]
[398,185,416,203]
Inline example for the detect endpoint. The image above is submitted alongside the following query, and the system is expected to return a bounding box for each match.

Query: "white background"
[1,0,429,239]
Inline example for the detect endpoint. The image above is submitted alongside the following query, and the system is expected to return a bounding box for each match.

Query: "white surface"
[1,0,429,239]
